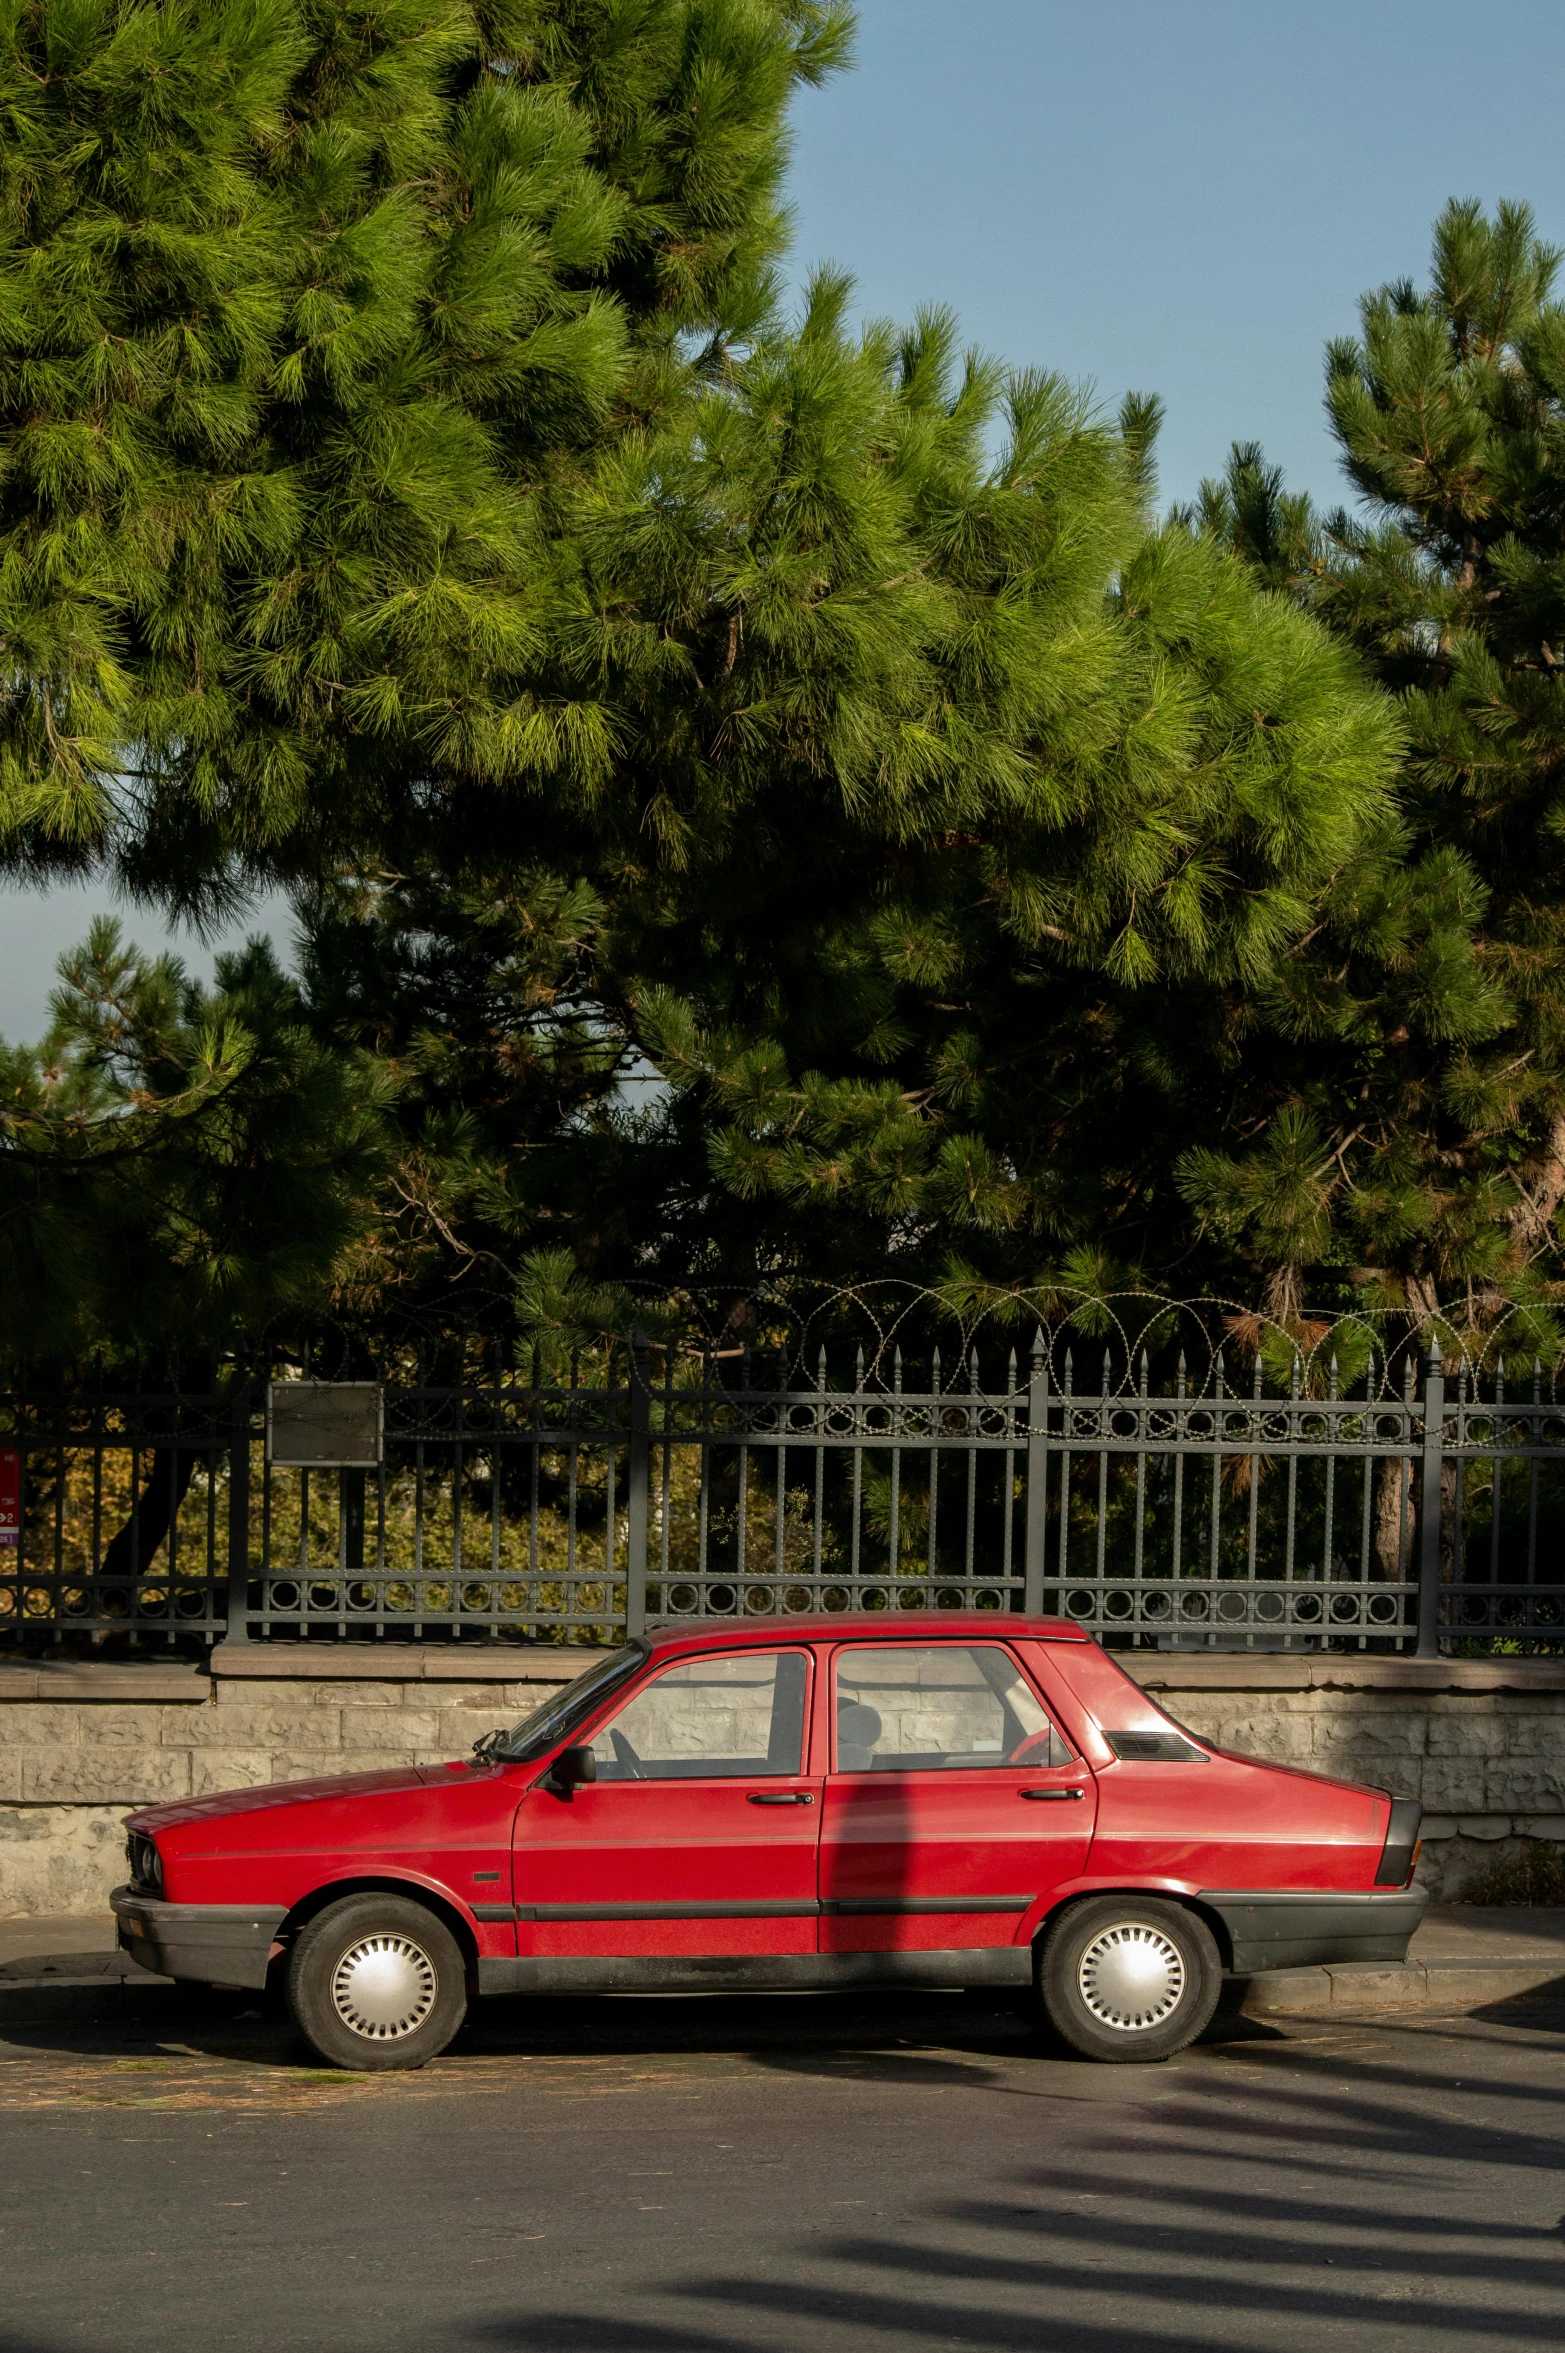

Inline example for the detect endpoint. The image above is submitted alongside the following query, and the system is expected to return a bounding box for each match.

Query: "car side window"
[833,1644,1068,1771]
[589,1651,809,1781]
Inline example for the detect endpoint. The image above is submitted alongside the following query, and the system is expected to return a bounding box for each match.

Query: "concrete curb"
[1235,1954,1565,2014]
[0,1974,183,2026]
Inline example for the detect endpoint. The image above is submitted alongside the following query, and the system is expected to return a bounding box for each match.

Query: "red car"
[112,1615,1425,2069]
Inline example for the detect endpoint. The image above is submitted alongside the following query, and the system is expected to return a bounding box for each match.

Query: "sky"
[6,0,1565,1041]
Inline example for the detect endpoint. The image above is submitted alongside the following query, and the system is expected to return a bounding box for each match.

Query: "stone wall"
[0,1650,577,1917]
[2,1643,1562,1914]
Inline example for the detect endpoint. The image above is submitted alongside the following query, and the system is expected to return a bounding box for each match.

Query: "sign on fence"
[0,1446,18,1549]
[266,1381,383,1469]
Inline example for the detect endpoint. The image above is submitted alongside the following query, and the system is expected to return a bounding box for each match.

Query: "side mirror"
[545,1742,597,1796]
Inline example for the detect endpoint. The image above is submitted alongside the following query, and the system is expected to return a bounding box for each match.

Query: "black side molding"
[1376,1797,1423,1887]
[478,1949,1033,1998]
[1201,1888,1428,1974]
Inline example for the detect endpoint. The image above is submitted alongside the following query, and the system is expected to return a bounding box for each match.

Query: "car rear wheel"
[1037,1896,1221,2063]
[285,1895,467,2072]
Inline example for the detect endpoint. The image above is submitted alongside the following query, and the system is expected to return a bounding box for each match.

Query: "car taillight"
[1375,1798,1422,1887]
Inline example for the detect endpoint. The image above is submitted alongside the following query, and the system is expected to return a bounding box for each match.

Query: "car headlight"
[126,1836,163,1893]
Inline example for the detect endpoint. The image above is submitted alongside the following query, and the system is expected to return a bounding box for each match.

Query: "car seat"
[836,1699,883,1772]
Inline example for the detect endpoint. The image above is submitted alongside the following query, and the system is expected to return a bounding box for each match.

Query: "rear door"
[819,1641,1095,1953]
[512,1647,821,1959]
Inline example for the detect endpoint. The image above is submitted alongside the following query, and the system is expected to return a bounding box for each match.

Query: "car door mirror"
[544,1742,597,1796]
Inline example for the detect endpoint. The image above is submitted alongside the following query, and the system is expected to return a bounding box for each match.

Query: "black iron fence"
[1,1331,1563,1653]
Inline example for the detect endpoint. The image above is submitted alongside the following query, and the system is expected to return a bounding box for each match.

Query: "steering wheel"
[1009,1730,1055,1768]
[610,1728,646,1781]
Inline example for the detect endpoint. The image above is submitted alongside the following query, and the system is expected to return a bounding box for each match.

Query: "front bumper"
[111,1887,288,1991]
[1204,1887,1429,1974]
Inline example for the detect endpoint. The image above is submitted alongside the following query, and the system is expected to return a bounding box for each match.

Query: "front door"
[512,1647,820,1959]
[819,1641,1096,1952]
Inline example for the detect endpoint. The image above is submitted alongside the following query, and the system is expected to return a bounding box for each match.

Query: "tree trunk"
[1372,1455,1412,1579]
[1507,1113,1565,1256]
[99,1448,202,1582]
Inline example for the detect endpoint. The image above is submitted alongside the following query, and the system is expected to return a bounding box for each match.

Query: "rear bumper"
[111,1887,287,1991]
[1203,1887,1429,1974]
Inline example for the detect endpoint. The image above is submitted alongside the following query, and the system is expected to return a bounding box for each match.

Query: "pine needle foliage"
[1184,202,1565,1338]
[0,919,391,1361]
[302,305,1403,1314]
[0,4,1414,1350]
[0,0,851,883]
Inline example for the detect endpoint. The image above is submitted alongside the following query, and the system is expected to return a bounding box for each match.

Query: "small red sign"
[0,1447,18,1549]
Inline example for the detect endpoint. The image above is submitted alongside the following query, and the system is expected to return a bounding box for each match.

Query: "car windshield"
[482,1643,647,1764]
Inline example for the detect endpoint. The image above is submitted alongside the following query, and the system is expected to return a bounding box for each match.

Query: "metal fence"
[2,1333,1563,1653]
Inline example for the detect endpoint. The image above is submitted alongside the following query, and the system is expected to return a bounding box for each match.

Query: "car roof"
[644,1613,1087,1650]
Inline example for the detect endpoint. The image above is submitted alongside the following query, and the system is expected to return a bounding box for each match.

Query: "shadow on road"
[452,2013,1565,2353]
[0,1979,1286,2076]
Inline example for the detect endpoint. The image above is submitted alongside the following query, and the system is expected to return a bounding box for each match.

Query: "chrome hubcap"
[1078,1923,1185,2031]
[331,1934,438,2041]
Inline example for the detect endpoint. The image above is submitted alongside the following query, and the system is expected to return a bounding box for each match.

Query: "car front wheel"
[285,1895,468,2072]
[1037,1896,1221,2063]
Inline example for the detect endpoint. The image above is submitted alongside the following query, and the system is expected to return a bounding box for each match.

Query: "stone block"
[264,1749,411,1781]
[1490,1763,1565,1814]
[0,1706,86,1746]
[1210,1714,1314,1761]
[0,1752,21,1804]
[1311,1716,1428,1764]
[155,1703,222,1745]
[335,1748,423,1776]
[1417,1759,1487,1814]
[75,1705,176,1747]
[0,1805,130,1916]
[341,1710,438,1752]
[214,1678,360,1711]
[189,1750,276,1797]
[1425,1710,1506,1758]
[331,1684,405,1709]
[1498,1713,1565,1759]
[184,1704,341,1750]
[438,1707,508,1752]
[21,1747,190,1806]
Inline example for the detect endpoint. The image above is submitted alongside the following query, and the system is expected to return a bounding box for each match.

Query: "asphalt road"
[0,1985,1562,2353]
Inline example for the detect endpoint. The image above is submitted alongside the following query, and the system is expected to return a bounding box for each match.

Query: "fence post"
[1415,1339,1445,1659]
[625,1329,650,1638]
[225,1376,252,1645]
[1023,1328,1048,1616]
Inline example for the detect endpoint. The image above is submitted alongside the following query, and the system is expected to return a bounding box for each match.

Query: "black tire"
[285,1895,468,2072]
[1037,1896,1221,2063]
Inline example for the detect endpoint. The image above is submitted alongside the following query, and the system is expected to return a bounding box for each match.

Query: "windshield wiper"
[470,1729,511,1765]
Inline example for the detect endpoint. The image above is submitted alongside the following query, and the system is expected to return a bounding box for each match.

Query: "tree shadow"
[451,2014,1565,2353]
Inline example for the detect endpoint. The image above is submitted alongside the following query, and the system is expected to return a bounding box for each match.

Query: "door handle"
[1020,1787,1086,1801]
[747,1791,815,1806]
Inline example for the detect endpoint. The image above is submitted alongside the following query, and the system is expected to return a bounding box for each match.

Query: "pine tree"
[0,0,851,887]
[1181,202,1565,1345]
[0,2,1409,1350]
[300,302,1402,1316]
[0,920,389,1365]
